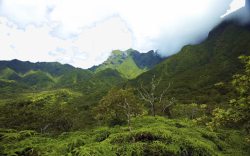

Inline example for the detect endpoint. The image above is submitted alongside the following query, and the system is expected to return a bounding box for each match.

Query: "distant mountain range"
[0,48,164,90]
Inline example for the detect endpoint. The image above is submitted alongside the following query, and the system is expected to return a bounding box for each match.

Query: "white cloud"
[49,0,118,39]
[221,0,245,17]
[0,0,246,68]
[0,0,56,27]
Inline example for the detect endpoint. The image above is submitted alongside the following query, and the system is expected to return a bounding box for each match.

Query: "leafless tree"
[118,98,132,131]
[137,75,171,116]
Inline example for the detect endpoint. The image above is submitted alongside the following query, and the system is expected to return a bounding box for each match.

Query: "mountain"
[90,49,164,79]
[0,49,164,91]
[0,59,126,102]
[0,60,90,90]
[0,67,21,81]
[130,19,250,105]
[0,59,76,76]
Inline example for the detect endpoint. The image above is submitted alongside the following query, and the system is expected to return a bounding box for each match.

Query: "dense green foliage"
[207,56,250,134]
[1,116,249,156]
[0,89,84,133]
[230,55,250,132]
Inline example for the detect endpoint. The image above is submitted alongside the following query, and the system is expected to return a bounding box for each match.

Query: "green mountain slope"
[90,49,164,79]
[130,20,250,105]
[0,60,125,114]
[0,68,21,81]
[20,70,55,89]
[0,59,76,76]
[0,60,121,91]
[0,60,87,88]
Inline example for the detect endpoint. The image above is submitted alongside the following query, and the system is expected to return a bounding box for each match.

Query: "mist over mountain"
[130,18,250,105]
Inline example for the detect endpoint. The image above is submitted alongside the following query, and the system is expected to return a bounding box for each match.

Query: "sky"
[0,0,246,68]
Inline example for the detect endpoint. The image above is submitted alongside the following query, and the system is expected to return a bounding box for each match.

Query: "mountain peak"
[111,50,124,55]
[110,49,139,57]
[90,49,164,79]
[109,50,128,61]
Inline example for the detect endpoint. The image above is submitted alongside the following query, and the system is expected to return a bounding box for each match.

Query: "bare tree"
[137,75,171,116]
[118,97,132,131]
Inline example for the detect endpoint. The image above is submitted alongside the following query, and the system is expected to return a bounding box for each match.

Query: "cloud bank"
[0,0,247,68]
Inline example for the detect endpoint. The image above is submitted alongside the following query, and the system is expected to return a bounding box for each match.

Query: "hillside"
[0,59,125,92]
[90,49,164,79]
[0,59,76,76]
[0,60,89,91]
[130,20,250,106]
